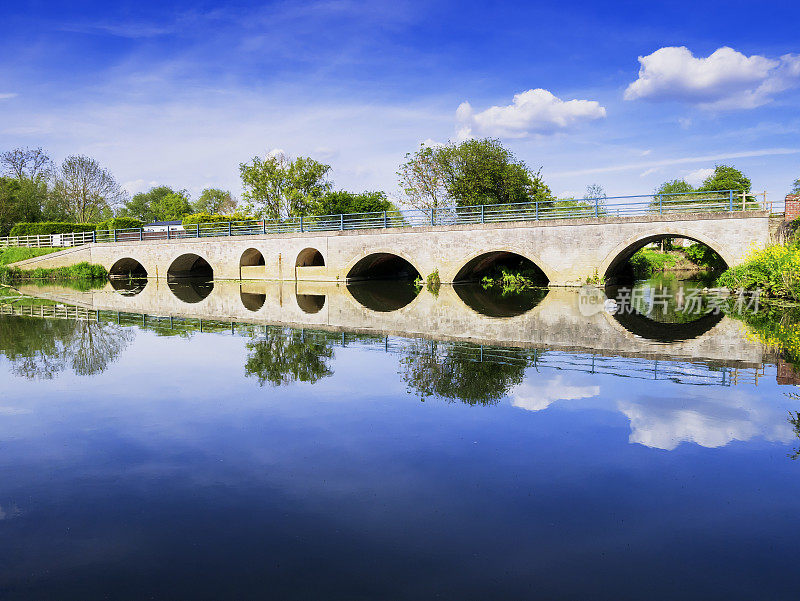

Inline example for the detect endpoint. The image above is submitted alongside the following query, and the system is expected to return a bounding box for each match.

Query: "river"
[0,276,798,600]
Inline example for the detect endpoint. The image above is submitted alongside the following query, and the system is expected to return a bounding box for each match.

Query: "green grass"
[717,242,800,301]
[0,246,65,265]
[0,262,108,285]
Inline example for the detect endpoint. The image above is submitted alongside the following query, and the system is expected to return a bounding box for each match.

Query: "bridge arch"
[296,247,325,267]
[345,251,422,281]
[240,248,265,268]
[167,253,214,280]
[600,228,734,283]
[109,257,148,279]
[450,249,551,284]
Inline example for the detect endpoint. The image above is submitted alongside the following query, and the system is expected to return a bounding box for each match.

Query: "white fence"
[0,231,96,250]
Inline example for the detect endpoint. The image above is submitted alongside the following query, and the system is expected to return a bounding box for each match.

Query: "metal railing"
[0,190,771,250]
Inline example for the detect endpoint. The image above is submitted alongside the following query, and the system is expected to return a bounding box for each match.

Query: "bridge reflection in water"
[4,276,767,396]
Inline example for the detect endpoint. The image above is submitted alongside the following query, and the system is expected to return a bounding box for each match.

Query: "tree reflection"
[400,340,530,405]
[0,315,132,379]
[245,328,334,386]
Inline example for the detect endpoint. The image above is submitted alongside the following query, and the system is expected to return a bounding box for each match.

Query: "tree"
[120,185,182,222]
[151,190,192,221]
[397,144,449,210]
[584,183,606,200]
[193,188,237,214]
[239,152,332,219]
[1,147,53,181]
[789,178,800,196]
[435,138,552,207]
[53,155,126,223]
[698,165,751,195]
[311,190,393,216]
[244,328,334,386]
[655,179,695,196]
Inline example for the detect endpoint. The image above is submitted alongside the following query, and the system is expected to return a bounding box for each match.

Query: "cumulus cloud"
[456,88,606,139]
[624,46,800,109]
[511,375,600,412]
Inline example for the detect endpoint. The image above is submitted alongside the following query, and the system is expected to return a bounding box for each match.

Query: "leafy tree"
[192,188,237,214]
[52,155,126,223]
[435,138,552,207]
[698,164,751,195]
[584,183,606,200]
[789,178,800,196]
[120,185,177,222]
[397,144,449,210]
[151,190,192,221]
[311,190,393,215]
[655,179,695,196]
[239,153,332,219]
[244,328,334,386]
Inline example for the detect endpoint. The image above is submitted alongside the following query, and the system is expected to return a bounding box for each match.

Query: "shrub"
[684,243,726,270]
[717,243,800,300]
[628,248,677,278]
[0,261,107,284]
[182,212,253,226]
[9,222,97,236]
[96,217,143,232]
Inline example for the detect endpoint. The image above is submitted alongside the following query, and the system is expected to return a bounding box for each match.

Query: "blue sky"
[1,0,799,203]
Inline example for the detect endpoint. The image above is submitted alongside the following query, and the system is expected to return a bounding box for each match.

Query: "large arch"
[346,252,421,281]
[109,257,148,279]
[600,230,732,284]
[167,253,214,280]
[452,250,550,284]
[296,248,325,267]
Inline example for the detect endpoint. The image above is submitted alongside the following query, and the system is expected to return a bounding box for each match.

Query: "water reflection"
[168,278,214,303]
[454,283,548,317]
[296,293,325,314]
[245,328,334,386]
[0,314,132,379]
[240,289,267,312]
[346,281,419,312]
[110,276,148,296]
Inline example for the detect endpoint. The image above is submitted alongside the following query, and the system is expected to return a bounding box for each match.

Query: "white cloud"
[511,375,600,412]
[456,88,606,139]
[685,168,715,187]
[618,393,794,451]
[0,93,17,100]
[625,46,800,109]
[122,179,160,195]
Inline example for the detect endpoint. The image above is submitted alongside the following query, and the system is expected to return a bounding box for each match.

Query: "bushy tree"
[120,186,192,222]
[698,165,751,194]
[240,153,332,219]
[397,138,552,210]
[311,190,393,216]
[0,147,53,181]
[655,179,695,196]
[789,178,800,196]
[193,188,237,214]
[151,190,192,221]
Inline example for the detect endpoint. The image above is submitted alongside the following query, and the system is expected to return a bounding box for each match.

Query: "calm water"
[1,277,800,600]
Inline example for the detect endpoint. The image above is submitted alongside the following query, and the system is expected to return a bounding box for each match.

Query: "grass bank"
[629,244,725,279]
[0,262,108,285]
[0,246,65,265]
[717,242,800,301]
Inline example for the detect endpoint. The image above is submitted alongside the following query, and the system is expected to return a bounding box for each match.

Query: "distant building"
[143,220,185,233]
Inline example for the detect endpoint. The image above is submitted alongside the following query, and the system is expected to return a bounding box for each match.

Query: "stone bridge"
[12,211,771,286]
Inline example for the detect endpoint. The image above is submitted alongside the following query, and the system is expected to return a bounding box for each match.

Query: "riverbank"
[717,242,800,302]
[0,262,107,285]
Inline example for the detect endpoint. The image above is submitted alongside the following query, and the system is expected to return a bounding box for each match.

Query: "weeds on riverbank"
[724,302,800,366]
[717,243,800,301]
[0,262,107,285]
[481,269,538,294]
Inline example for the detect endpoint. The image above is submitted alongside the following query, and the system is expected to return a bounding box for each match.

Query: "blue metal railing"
[1,189,770,249]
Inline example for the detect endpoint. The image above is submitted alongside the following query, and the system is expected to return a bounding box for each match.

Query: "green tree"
[311,190,393,216]
[698,165,751,195]
[192,188,237,214]
[397,144,450,210]
[435,138,552,207]
[789,178,800,195]
[151,190,192,221]
[239,153,332,219]
[656,179,695,196]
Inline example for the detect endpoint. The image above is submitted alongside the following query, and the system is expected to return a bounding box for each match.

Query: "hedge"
[182,212,254,225]
[96,217,144,231]
[9,222,97,236]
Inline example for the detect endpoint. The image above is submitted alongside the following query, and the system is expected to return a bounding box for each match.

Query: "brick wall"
[786,195,800,222]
